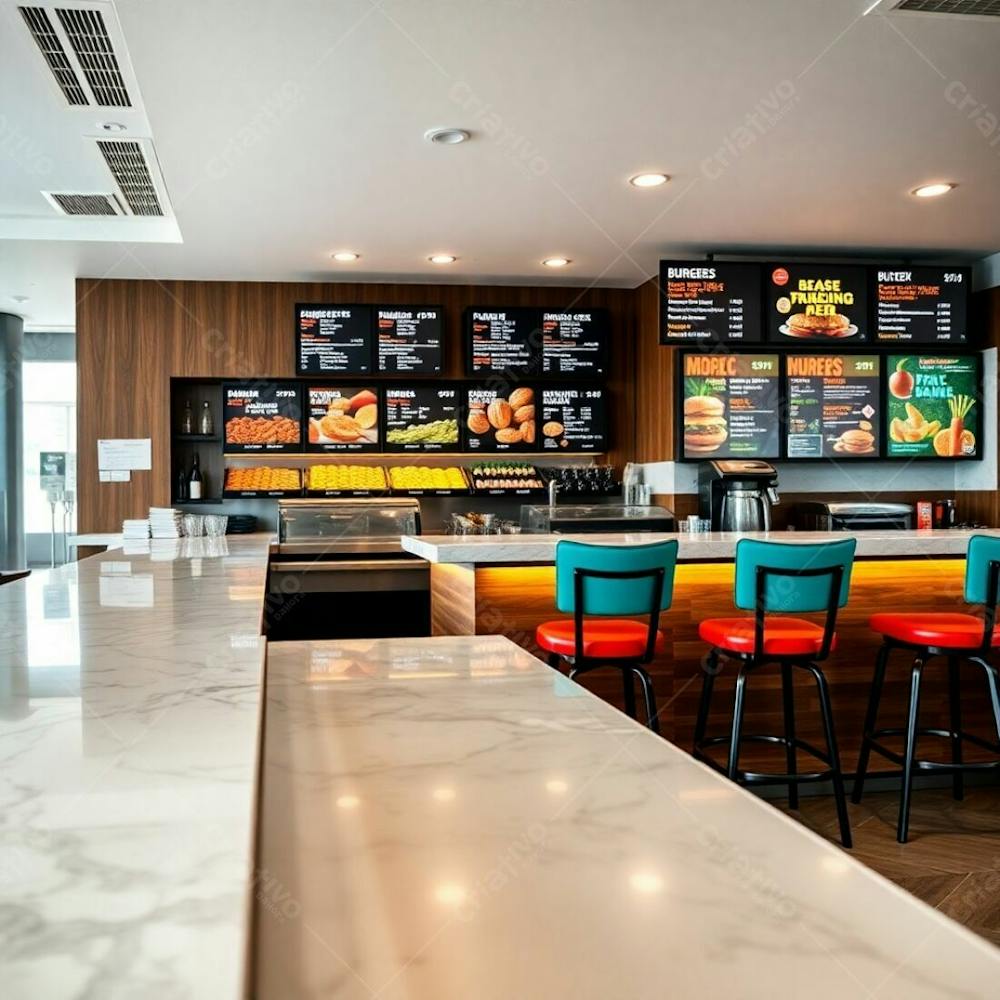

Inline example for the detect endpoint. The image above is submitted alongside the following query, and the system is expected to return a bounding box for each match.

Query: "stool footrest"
[863,726,1000,769]
[694,749,834,786]
[696,732,831,767]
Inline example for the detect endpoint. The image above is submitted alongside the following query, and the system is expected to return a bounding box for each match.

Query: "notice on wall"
[97,438,152,471]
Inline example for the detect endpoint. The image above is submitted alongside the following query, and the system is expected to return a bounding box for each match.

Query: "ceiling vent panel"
[895,0,1000,14]
[55,7,131,107]
[18,6,89,106]
[45,192,124,216]
[96,139,163,216]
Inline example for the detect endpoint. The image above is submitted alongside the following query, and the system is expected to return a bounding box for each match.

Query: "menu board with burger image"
[376,306,443,373]
[464,385,538,451]
[885,354,980,459]
[383,385,460,451]
[223,382,302,453]
[539,387,606,452]
[660,261,763,343]
[305,387,379,452]
[768,264,867,344]
[681,354,780,460]
[541,310,608,375]
[296,304,373,375]
[786,355,880,459]
[873,267,970,344]
[466,308,543,375]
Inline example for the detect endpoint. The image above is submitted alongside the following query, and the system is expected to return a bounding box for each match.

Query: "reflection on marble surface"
[258,635,1000,1000]
[0,534,272,999]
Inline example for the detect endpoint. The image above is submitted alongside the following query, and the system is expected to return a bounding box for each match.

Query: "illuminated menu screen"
[786,355,880,459]
[383,385,460,451]
[885,354,980,459]
[463,385,539,452]
[873,267,969,344]
[296,304,373,374]
[466,308,542,374]
[223,382,303,453]
[660,261,762,343]
[539,387,607,452]
[376,306,443,373]
[541,310,609,375]
[767,264,868,343]
[681,353,779,460]
[305,386,379,452]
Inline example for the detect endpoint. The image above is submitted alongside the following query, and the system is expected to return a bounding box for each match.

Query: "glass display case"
[277,498,421,548]
[520,504,676,534]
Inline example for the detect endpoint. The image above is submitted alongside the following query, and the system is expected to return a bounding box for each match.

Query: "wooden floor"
[774,785,1000,948]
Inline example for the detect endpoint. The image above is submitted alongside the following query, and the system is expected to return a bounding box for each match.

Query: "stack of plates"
[149,507,183,539]
[226,514,256,535]
[122,519,150,539]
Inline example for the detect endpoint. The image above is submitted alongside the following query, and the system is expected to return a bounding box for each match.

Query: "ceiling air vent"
[869,0,1000,14]
[97,139,163,216]
[46,192,124,216]
[19,6,88,106]
[55,7,131,107]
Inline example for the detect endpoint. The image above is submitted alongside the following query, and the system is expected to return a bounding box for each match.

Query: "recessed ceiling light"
[542,257,571,268]
[331,251,360,262]
[424,127,470,145]
[629,172,669,188]
[97,122,127,132]
[428,254,457,264]
[911,182,956,198]
[11,295,30,304]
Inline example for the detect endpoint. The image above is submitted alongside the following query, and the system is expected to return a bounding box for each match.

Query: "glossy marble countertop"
[401,528,1000,564]
[0,534,273,999]
[257,634,1000,999]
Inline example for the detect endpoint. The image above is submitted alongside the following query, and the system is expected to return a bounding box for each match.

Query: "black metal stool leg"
[898,657,925,844]
[948,656,964,801]
[622,665,638,721]
[727,664,750,780]
[632,665,660,734]
[693,649,718,751]
[852,642,891,805]
[806,662,851,849]
[547,652,562,670]
[781,663,798,810]
[977,658,1000,744]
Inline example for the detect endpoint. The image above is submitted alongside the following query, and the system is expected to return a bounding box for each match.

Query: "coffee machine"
[699,460,780,532]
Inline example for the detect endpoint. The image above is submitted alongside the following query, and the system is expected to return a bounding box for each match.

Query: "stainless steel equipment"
[521,504,676,534]
[794,501,913,532]
[268,498,429,640]
[699,460,779,532]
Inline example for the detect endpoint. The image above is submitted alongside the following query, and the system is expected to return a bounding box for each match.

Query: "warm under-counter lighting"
[629,172,669,188]
[911,182,956,198]
[429,254,457,264]
[542,257,571,268]
[331,251,360,262]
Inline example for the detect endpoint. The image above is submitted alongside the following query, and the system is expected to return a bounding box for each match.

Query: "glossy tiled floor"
[778,785,1000,947]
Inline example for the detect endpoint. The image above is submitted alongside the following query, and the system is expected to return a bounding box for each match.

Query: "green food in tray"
[386,419,459,445]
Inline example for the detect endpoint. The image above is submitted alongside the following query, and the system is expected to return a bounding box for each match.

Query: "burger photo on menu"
[769,264,867,343]
[683,393,728,455]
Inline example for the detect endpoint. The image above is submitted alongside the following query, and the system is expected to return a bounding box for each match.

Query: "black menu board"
[660,261,763,343]
[466,308,543,375]
[296,304,373,375]
[383,385,460,451]
[223,382,303,453]
[786,355,880,459]
[767,264,867,343]
[539,387,607,452]
[305,386,379,452]
[873,266,970,344]
[541,310,609,375]
[463,385,539,452]
[376,306,443,373]
[680,353,780,460]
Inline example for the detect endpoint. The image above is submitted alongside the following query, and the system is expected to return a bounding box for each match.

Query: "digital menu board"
[296,304,373,375]
[376,306,443,373]
[539,387,607,452]
[660,261,763,343]
[466,308,542,375]
[786,355,880,459]
[463,385,539,451]
[885,354,980,459]
[383,385,460,451]
[305,386,379,452]
[681,353,780,460]
[873,267,970,344]
[541,310,609,375]
[768,264,867,344]
[223,381,302,453]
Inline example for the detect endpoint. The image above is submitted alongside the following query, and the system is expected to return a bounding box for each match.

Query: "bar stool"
[536,539,678,732]
[693,538,856,847]
[853,534,1000,843]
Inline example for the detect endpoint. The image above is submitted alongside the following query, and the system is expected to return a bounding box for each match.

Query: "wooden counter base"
[432,558,998,774]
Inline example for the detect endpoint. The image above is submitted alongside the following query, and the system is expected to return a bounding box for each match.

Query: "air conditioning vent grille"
[55,7,131,107]
[895,0,1000,14]
[97,139,163,216]
[49,192,123,216]
[19,6,89,106]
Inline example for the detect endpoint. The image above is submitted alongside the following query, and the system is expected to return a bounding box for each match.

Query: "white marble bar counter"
[0,534,274,1000]
[402,527,1000,564]
[257,634,1000,999]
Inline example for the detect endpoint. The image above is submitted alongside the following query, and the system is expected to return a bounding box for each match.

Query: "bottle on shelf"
[199,400,214,436]
[176,465,189,502]
[181,400,194,435]
[189,452,203,500]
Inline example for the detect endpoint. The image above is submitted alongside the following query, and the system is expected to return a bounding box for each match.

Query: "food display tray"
[222,488,304,499]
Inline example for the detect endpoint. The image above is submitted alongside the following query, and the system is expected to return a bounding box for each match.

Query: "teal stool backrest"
[554,540,678,616]
[734,538,857,613]
[964,534,1000,605]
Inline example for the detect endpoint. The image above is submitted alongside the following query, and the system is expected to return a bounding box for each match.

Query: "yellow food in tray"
[388,466,467,491]
[307,465,387,491]
[225,467,300,491]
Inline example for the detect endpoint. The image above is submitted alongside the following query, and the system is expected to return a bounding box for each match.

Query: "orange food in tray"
[225,467,300,491]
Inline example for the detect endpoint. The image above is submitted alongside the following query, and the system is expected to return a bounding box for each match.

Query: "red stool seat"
[869,612,1000,649]
[699,617,834,657]
[536,619,665,660]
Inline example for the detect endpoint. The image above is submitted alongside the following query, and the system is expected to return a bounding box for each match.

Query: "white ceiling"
[1,0,999,330]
